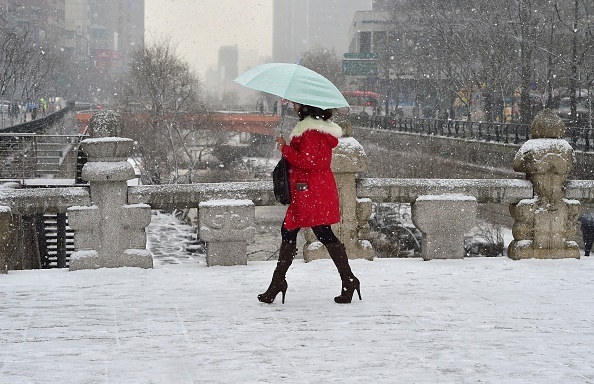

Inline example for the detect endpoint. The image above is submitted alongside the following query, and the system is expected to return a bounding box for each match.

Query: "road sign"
[342,59,378,76]
[343,52,378,59]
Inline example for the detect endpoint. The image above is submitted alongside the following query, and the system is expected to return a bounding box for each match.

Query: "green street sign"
[343,52,378,59]
[342,59,378,76]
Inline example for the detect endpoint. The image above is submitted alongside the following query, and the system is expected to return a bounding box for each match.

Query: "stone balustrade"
[199,199,255,266]
[2,109,594,271]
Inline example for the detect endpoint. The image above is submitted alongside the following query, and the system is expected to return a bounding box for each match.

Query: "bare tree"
[384,0,593,124]
[119,38,233,184]
[1,10,65,108]
[300,45,346,90]
[552,0,594,124]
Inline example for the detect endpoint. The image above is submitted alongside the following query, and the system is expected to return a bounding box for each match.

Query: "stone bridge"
[2,109,594,273]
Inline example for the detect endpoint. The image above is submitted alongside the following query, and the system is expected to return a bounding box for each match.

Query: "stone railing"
[2,109,594,272]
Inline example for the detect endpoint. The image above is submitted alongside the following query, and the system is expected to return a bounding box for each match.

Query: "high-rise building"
[219,45,238,79]
[272,0,372,63]
[218,45,238,95]
[64,0,91,59]
[2,0,143,69]
[86,0,144,69]
[371,0,393,11]
[1,0,66,49]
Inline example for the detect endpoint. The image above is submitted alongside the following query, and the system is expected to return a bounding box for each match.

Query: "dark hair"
[296,104,333,121]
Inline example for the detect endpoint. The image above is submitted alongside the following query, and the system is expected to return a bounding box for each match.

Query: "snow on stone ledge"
[338,136,367,156]
[70,250,98,261]
[517,138,573,154]
[69,205,98,210]
[199,199,254,207]
[416,193,477,201]
[82,137,133,144]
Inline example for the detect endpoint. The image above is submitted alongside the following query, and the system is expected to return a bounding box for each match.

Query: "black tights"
[281,225,339,245]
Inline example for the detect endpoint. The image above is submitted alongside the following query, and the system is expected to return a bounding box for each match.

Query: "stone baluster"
[412,194,477,260]
[303,136,374,262]
[68,138,152,270]
[508,109,580,259]
[199,199,255,266]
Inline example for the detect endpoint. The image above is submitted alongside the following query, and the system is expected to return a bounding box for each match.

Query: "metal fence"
[352,115,593,152]
[0,133,87,179]
[0,103,73,134]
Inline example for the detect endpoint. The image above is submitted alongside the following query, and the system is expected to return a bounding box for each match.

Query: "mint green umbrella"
[234,63,349,110]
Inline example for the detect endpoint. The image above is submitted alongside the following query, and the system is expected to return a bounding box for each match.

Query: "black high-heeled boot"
[335,276,361,304]
[257,278,288,304]
[258,242,296,304]
[326,241,362,304]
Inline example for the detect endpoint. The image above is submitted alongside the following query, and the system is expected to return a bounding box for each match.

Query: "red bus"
[342,91,381,116]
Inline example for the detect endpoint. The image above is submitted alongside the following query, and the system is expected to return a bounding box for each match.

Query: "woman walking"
[258,103,361,304]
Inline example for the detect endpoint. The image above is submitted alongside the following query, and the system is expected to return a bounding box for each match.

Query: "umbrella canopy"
[234,63,349,110]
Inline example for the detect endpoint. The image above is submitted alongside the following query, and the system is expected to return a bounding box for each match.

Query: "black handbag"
[272,157,291,205]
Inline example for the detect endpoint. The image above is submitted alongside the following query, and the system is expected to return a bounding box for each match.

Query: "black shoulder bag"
[272,157,291,205]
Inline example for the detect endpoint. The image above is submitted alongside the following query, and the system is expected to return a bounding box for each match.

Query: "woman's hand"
[275,136,286,151]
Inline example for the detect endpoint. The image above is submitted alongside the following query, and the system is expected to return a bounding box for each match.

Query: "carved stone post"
[303,136,374,262]
[68,138,153,270]
[412,194,477,260]
[199,199,255,266]
[508,109,580,259]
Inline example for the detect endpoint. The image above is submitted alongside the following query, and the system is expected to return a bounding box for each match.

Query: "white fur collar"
[289,116,343,139]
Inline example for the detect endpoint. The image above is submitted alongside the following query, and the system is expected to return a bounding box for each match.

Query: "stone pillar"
[68,138,153,270]
[508,109,580,259]
[303,136,374,262]
[0,206,14,274]
[199,199,255,266]
[412,194,477,260]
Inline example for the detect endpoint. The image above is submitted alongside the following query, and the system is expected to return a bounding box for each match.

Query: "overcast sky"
[145,0,273,79]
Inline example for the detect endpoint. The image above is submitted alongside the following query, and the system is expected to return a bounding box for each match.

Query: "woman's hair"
[296,104,333,121]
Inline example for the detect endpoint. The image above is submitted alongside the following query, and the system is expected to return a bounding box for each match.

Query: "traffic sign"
[342,59,378,76]
[343,52,378,59]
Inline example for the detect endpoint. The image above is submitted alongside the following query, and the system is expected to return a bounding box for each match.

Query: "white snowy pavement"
[0,213,594,383]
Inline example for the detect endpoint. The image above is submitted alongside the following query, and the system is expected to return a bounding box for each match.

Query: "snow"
[69,250,98,261]
[416,193,477,201]
[517,138,573,154]
[199,199,254,207]
[83,137,131,144]
[1,212,594,383]
[339,136,367,156]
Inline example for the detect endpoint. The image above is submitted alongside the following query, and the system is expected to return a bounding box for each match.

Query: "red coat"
[281,117,342,230]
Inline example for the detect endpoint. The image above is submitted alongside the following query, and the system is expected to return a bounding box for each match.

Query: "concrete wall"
[351,126,594,226]
[352,126,594,180]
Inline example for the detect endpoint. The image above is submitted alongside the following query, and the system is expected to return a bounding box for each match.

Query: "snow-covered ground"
[1,212,593,383]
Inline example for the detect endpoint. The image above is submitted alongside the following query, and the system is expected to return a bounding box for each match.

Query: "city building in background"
[272,0,372,63]
[1,0,66,49]
[86,0,144,70]
[218,45,238,95]
[347,10,390,55]
[1,0,144,70]
[345,7,429,117]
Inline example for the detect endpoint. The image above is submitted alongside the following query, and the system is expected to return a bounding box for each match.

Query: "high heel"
[258,242,296,304]
[334,276,361,304]
[258,279,288,304]
[325,241,361,304]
